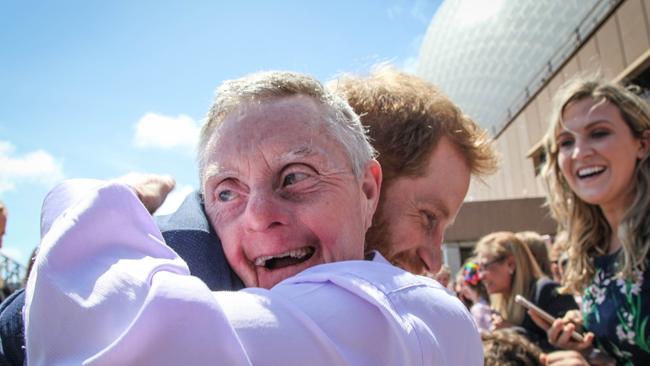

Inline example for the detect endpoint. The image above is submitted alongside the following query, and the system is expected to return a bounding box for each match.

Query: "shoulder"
[275,257,483,365]
[533,277,578,314]
[155,191,210,233]
[534,277,559,294]
[0,289,26,365]
[281,255,453,302]
[153,191,243,291]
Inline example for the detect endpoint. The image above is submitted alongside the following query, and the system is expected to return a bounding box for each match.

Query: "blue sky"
[0,0,441,266]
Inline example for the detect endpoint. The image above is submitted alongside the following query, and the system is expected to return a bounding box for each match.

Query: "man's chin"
[389,254,425,275]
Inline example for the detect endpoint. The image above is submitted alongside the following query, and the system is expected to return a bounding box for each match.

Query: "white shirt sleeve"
[25,181,482,366]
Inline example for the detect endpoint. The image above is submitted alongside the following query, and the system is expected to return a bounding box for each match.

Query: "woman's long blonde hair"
[541,77,650,293]
[474,232,544,325]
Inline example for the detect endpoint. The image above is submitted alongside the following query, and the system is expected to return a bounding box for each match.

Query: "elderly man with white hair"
[25,71,482,365]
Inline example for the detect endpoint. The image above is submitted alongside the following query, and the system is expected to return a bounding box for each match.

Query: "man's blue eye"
[283,172,307,187]
[218,190,235,202]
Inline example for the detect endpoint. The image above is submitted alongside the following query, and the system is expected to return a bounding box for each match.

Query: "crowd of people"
[0,66,647,365]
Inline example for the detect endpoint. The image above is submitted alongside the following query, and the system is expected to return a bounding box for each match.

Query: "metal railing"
[493,0,624,138]
[0,251,26,292]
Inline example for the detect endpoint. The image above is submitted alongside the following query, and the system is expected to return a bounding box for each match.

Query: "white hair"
[197,71,376,186]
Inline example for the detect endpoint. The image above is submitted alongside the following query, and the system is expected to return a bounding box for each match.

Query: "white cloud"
[386,4,404,20]
[133,113,200,151]
[154,183,194,216]
[0,141,64,193]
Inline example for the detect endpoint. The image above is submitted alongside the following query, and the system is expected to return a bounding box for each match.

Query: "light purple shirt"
[25,181,483,365]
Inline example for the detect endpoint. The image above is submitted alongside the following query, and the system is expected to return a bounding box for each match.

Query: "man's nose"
[243,192,289,232]
[417,246,441,275]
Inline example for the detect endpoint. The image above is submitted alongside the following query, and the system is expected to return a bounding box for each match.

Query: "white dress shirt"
[25,181,482,365]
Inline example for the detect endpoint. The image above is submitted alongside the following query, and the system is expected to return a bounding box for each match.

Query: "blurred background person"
[474,231,578,351]
[454,267,472,309]
[517,231,553,278]
[548,231,568,284]
[482,329,543,366]
[540,77,650,365]
[460,259,491,333]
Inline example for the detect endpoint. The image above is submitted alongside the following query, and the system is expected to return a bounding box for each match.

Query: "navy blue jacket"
[0,191,242,365]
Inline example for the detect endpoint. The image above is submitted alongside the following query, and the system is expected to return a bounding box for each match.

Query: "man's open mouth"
[254,247,316,270]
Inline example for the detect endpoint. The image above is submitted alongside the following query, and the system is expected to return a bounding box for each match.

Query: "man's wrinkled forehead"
[200,95,357,183]
[211,96,331,142]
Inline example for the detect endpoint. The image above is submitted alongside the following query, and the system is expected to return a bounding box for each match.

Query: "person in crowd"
[549,231,568,283]
[454,267,473,309]
[517,231,553,278]
[333,65,497,275]
[482,328,543,366]
[460,259,492,332]
[0,65,498,366]
[25,70,483,365]
[535,78,650,365]
[474,231,578,351]
[0,201,6,249]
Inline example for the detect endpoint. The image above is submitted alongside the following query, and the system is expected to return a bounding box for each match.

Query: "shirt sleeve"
[25,181,482,366]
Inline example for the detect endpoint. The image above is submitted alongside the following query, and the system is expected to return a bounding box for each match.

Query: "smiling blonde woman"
[541,77,650,365]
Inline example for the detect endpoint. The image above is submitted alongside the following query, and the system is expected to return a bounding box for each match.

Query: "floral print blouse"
[582,252,650,365]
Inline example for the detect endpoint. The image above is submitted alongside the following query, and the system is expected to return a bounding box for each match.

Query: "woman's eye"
[282,172,308,187]
[217,189,237,202]
[557,138,574,149]
[591,130,610,139]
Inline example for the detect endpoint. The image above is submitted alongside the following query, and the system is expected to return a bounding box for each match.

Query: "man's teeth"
[577,166,605,178]
[254,247,312,267]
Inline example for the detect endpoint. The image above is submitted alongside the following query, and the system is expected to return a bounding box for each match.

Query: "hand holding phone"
[515,294,585,342]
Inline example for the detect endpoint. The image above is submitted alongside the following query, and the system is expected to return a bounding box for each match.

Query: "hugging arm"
[25,181,482,366]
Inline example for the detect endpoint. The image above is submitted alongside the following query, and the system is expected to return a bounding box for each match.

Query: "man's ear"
[637,130,650,160]
[360,159,382,230]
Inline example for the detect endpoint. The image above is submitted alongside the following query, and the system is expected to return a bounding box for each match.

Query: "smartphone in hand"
[515,294,585,342]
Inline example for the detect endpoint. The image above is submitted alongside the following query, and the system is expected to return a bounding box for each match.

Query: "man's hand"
[116,173,176,214]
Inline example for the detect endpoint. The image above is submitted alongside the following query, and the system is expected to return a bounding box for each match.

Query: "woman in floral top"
[539,78,650,365]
